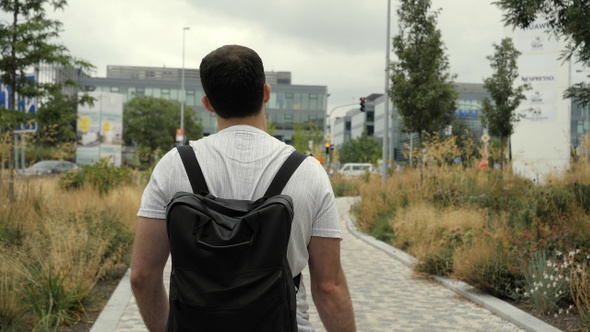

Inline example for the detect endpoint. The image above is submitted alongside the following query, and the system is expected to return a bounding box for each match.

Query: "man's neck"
[216,113,267,132]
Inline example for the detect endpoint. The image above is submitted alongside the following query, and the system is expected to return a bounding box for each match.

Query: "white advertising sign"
[508,19,571,182]
[76,92,123,166]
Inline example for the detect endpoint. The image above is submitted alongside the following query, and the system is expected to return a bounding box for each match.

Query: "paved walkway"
[91,197,562,332]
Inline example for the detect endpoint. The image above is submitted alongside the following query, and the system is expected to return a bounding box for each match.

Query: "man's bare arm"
[308,236,356,332]
[130,217,170,332]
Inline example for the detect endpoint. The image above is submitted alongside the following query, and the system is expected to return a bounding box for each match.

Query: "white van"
[338,163,376,177]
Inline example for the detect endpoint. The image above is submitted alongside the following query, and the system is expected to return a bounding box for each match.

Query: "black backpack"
[165,145,307,332]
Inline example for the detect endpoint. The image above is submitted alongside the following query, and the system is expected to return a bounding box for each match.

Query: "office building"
[332,83,490,163]
[78,65,327,141]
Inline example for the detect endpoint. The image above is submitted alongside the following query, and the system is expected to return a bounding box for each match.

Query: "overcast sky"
[49,0,506,118]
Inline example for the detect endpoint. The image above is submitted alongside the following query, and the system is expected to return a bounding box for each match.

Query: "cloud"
[45,0,505,111]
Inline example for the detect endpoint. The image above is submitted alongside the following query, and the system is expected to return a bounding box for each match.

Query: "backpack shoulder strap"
[177,145,210,194]
[264,151,308,197]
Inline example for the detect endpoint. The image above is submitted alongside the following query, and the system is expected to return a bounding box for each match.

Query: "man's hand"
[308,236,356,332]
[130,217,170,332]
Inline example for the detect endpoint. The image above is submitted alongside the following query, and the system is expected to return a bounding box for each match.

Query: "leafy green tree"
[123,95,203,164]
[33,83,93,146]
[494,0,590,107]
[481,38,529,167]
[0,0,91,202]
[388,0,458,178]
[338,131,382,164]
[291,122,323,153]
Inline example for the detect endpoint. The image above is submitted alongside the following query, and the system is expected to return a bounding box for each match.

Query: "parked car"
[337,163,377,177]
[18,160,79,176]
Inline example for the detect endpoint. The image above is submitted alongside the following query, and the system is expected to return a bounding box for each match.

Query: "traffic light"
[359,97,366,112]
[325,142,331,154]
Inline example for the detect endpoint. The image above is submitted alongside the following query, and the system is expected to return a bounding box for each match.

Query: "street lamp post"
[382,0,391,186]
[180,27,190,144]
[325,102,358,140]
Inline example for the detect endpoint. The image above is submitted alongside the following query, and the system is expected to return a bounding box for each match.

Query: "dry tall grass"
[349,132,590,328]
[0,175,143,330]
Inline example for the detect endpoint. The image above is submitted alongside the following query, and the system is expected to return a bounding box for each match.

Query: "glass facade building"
[371,83,490,163]
[78,66,327,142]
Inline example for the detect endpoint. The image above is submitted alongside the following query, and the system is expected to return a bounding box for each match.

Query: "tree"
[480,38,529,167]
[0,0,91,202]
[123,95,203,165]
[494,0,590,107]
[33,82,88,146]
[291,122,322,153]
[388,0,458,178]
[338,131,382,164]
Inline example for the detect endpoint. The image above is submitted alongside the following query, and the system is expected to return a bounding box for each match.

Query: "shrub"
[367,214,395,243]
[453,239,520,299]
[0,262,25,332]
[516,251,569,314]
[569,254,590,329]
[82,158,132,195]
[0,222,24,248]
[58,169,85,190]
[567,182,590,215]
[82,209,134,278]
[330,175,361,197]
[415,246,454,276]
[22,266,81,331]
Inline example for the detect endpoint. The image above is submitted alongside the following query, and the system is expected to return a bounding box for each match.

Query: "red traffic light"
[359,97,366,112]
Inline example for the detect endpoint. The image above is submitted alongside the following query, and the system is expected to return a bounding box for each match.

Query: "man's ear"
[202,96,215,114]
[263,83,271,103]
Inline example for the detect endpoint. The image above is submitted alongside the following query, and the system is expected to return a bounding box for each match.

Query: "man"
[130,44,356,332]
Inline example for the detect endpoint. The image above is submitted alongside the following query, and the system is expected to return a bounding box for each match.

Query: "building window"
[110,86,119,92]
[309,93,318,110]
[162,88,170,94]
[284,114,293,121]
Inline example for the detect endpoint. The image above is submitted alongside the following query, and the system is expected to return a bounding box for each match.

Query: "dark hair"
[199,45,266,119]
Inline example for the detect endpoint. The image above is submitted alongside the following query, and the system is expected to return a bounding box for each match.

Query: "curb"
[343,197,562,332]
[89,269,132,332]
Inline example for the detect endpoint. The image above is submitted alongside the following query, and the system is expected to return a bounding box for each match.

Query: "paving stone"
[96,197,542,332]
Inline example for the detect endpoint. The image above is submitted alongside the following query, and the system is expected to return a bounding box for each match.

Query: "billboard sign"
[0,75,38,133]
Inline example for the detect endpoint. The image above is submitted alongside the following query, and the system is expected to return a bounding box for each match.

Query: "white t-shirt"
[137,125,342,331]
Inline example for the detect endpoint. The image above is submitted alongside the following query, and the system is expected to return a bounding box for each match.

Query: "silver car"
[19,160,79,176]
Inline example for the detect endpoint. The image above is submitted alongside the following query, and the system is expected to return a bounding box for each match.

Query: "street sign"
[176,128,184,142]
[481,134,490,143]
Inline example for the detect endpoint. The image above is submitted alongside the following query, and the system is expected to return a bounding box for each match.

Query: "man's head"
[200,45,267,119]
